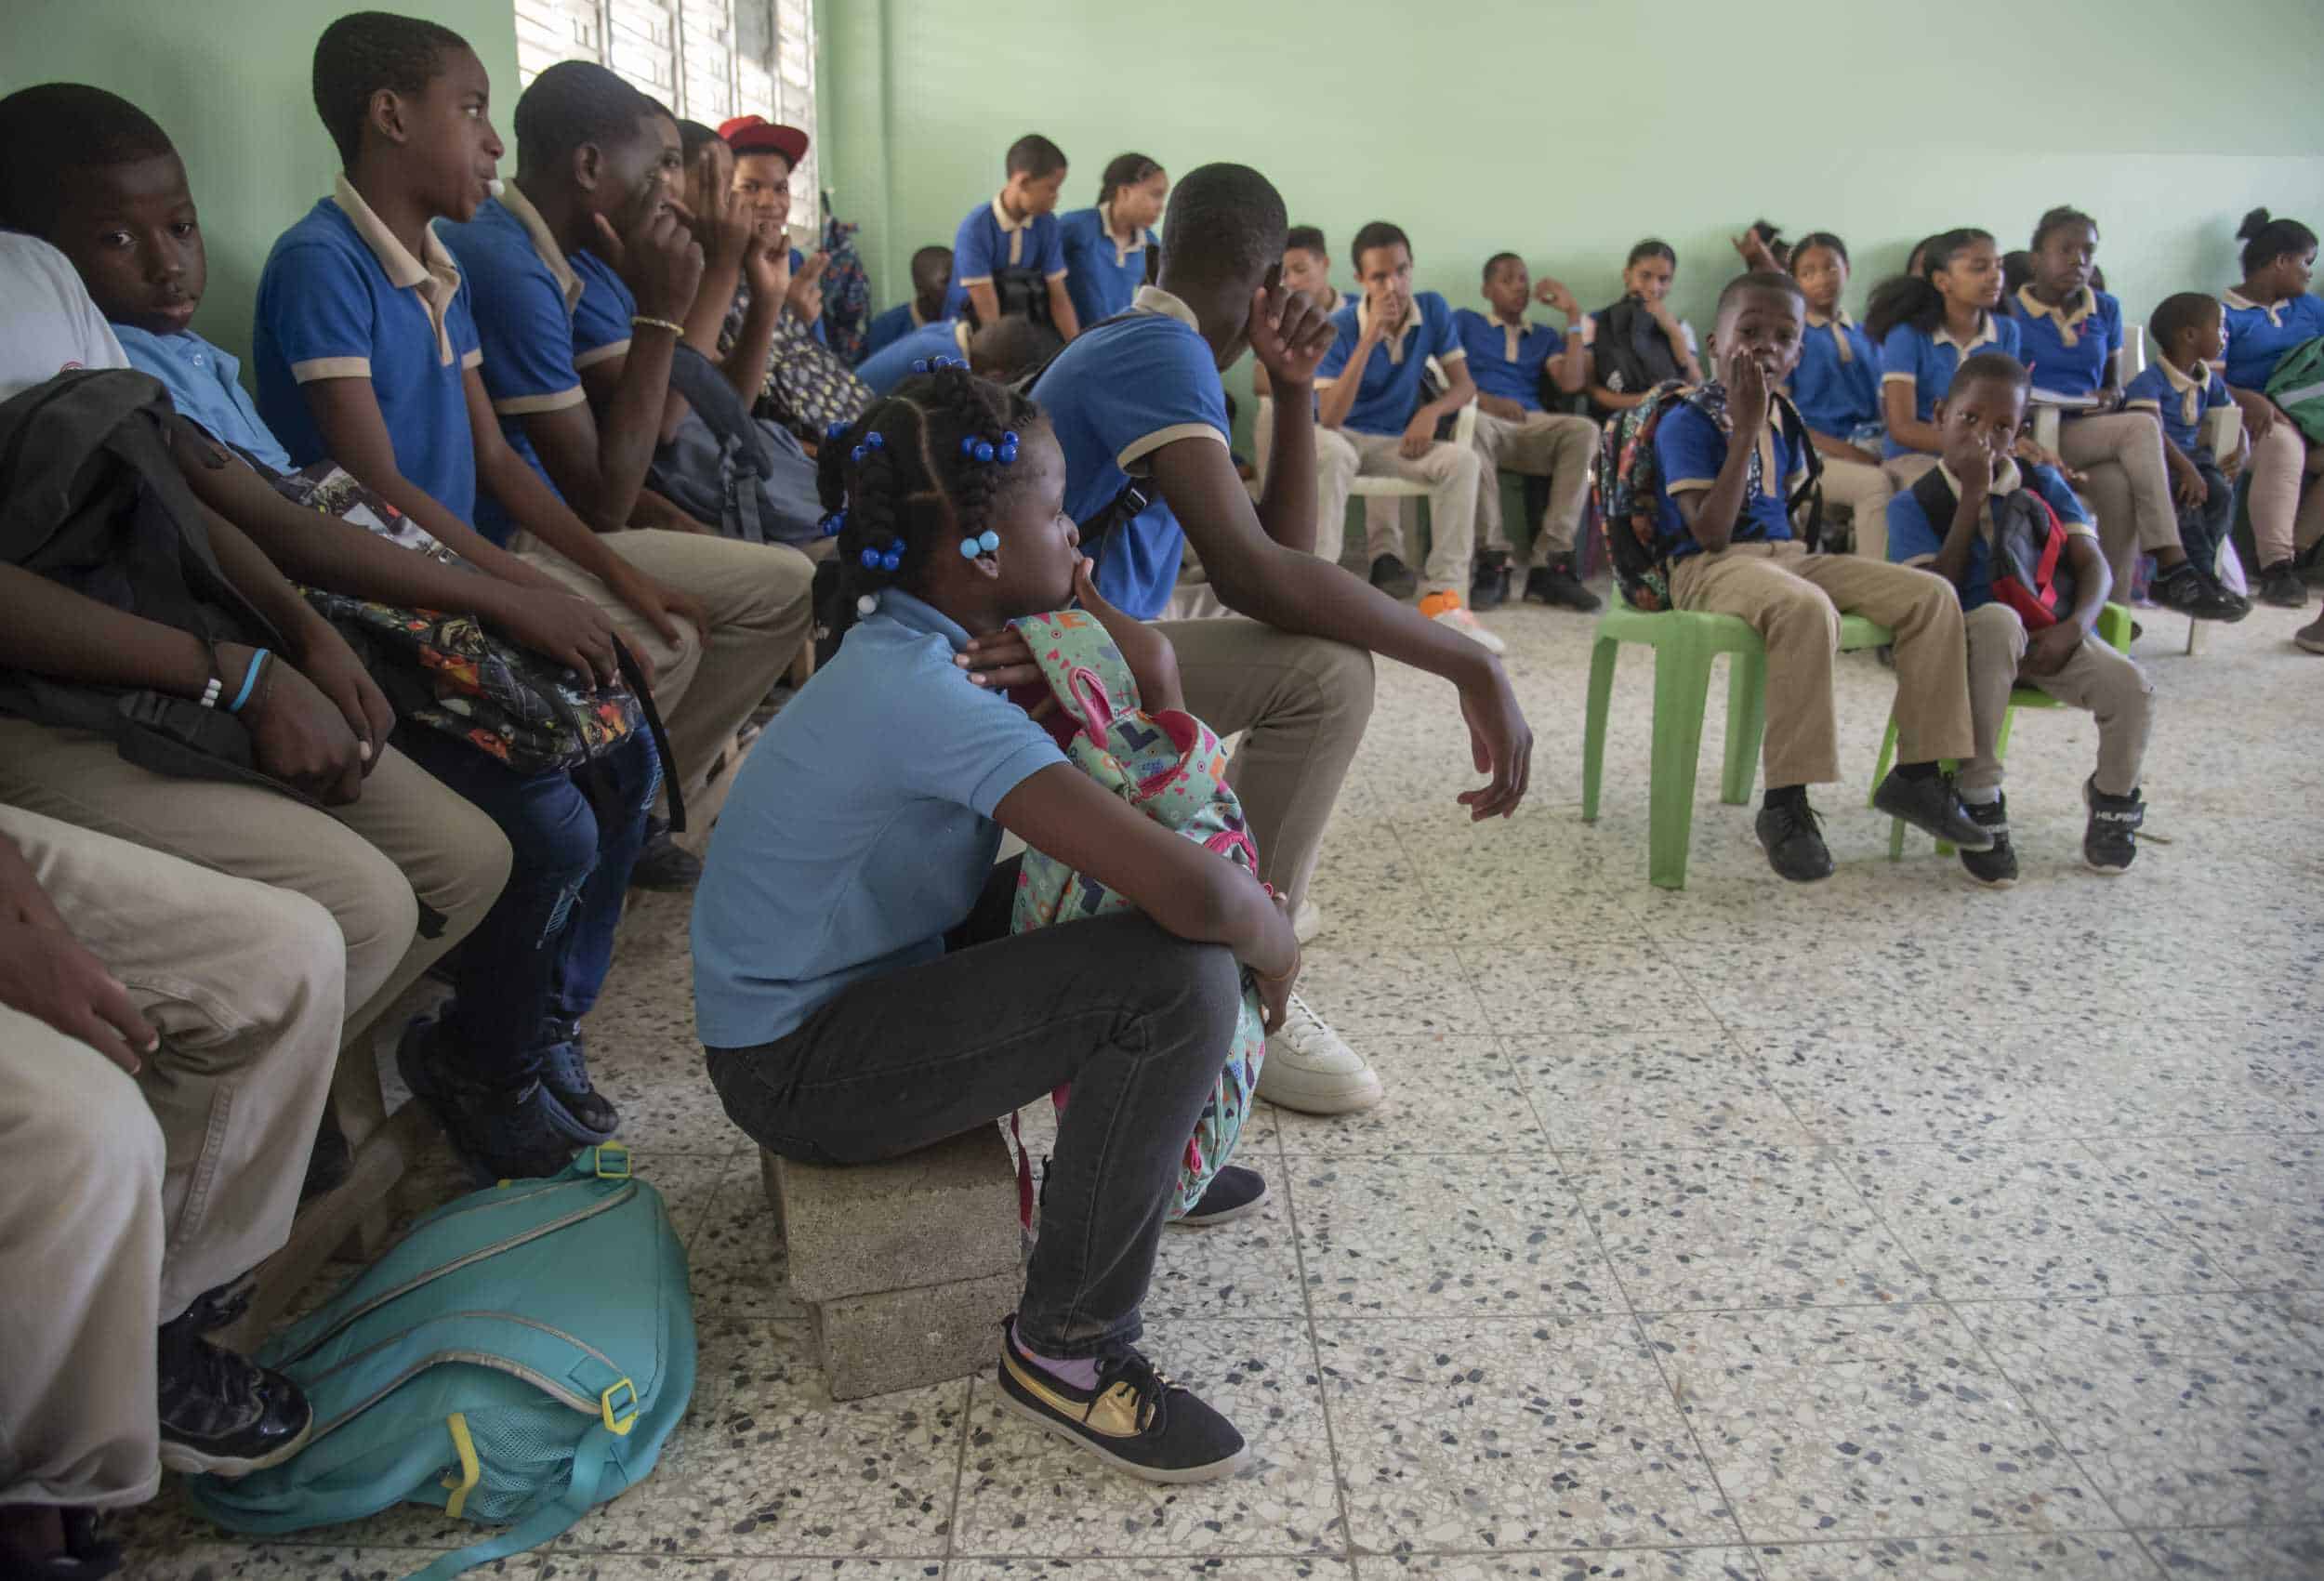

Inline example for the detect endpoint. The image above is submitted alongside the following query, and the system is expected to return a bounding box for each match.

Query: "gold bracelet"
[1257,944,1302,985]
[629,314,684,336]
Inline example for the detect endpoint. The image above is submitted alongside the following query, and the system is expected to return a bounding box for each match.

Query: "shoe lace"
[1092,1350,1172,1427]
[1274,993,1329,1051]
[1766,799,1824,843]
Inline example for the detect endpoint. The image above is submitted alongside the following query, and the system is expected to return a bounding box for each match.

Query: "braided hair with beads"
[813,362,1046,639]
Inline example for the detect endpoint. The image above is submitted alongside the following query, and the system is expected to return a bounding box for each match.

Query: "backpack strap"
[1772,393,1826,552]
[1908,458,1957,526]
[411,1420,623,1581]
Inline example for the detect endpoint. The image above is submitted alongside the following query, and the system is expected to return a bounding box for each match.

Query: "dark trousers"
[2177,457,2236,576]
[706,860,1243,1359]
[396,727,658,1081]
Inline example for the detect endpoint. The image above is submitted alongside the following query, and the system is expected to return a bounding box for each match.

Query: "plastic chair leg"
[1720,648,1767,805]
[1580,636,1619,823]
[1645,635,1715,889]
[1869,713,1900,807]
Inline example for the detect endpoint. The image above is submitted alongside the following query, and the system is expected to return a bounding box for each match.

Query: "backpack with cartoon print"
[1002,609,1267,1225]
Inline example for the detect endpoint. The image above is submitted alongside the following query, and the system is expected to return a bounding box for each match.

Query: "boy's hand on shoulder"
[597,183,705,324]
[1248,283,1336,390]
[957,626,1042,693]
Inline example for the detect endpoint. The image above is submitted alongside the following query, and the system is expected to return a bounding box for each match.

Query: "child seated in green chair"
[1885,351,2156,885]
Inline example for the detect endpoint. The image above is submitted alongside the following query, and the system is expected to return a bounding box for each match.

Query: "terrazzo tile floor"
[119,576,2323,1579]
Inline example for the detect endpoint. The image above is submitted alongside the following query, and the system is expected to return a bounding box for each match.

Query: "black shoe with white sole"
[156,1290,312,1477]
[2082,778,2145,875]
[1524,559,1603,612]
[995,1317,1249,1483]
[1958,796,2018,888]
[1170,1165,1267,1229]
[1471,551,1512,612]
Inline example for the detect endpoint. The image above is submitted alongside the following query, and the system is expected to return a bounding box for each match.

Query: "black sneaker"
[1470,551,1512,612]
[1873,769,1996,850]
[1958,796,2018,888]
[156,1291,312,1478]
[628,821,703,891]
[397,1014,583,1183]
[994,1316,1249,1483]
[299,1108,351,1203]
[1523,558,1602,612]
[2082,777,2145,875]
[2296,613,2324,654]
[1169,1166,1268,1229]
[2151,561,2250,622]
[2258,560,2310,609]
[1368,553,1419,600]
[531,1017,621,1141]
[1753,797,1834,882]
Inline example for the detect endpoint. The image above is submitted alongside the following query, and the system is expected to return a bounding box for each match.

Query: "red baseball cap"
[718,115,809,167]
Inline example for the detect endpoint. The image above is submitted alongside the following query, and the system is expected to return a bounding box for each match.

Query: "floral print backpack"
[1005,609,1267,1222]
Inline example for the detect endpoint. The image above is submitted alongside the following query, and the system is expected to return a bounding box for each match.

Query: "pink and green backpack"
[1004,610,1267,1222]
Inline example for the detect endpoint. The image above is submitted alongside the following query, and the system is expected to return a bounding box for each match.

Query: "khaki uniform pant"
[1961,603,2154,798]
[1820,456,1896,562]
[2059,411,2184,595]
[1314,427,1482,597]
[0,721,506,1043]
[1155,616,1375,911]
[1471,408,1596,562]
[2246,419,2324,569]
[1669,541,1972,787]
[0,809,342,1509]
[513,528,815,803]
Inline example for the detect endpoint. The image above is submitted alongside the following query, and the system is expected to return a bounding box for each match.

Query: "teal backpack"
[189,1145,694,1579]
[2265,335,2324,446]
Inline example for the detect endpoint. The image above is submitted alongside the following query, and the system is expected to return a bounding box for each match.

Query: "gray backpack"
[651,346,824,546]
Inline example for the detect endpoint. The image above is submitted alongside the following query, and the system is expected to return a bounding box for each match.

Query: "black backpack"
[992,266,1055,327]
[0,369,300,797]
[1590,297,1688,411]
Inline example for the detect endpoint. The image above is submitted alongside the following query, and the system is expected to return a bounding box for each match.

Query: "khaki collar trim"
[496,181,582,312]
[1131,283,1198,330]
[331,174,467,365]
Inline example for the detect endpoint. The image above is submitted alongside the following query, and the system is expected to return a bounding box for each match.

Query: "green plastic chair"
[1582,606,1894,889]
[1868,601,2136,858]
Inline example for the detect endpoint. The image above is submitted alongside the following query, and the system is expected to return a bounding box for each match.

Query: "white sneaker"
[1432,603,1507,654]
[1293,898,1324,944]
[1258,995,1382,1114]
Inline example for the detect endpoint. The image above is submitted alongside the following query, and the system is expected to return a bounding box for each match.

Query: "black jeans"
[2177,457,2236,575]
[705,860,1243,1359]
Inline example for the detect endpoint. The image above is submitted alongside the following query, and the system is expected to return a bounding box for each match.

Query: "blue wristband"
[227,649,271,715]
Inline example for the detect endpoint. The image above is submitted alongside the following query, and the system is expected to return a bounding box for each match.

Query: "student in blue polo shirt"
[9,73,679,1183]
[947,134,1076,338]
[1782,231,1895,559]
[1023,164,1536,1121]
[1451,252,1597,613]
[1058,153,1167,328]
[1886,351,2153,882]
[1867,227,2025,484]
[1312,220,1499,651]
[1655,271,1986,885]
[2006,205,2231,618]
[694,365,1299,1485]
[2222,208,2324,611]
[862,244,953,358]
[437,61,813,826]
[854,313,973,394]
[714,113,828,347]
[2123,293,2250,609]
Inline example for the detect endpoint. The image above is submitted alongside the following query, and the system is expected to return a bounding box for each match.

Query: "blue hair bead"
[972,440,996,463]
[880,550,903,572]
[1001,430,1019,447]
[825,420,849,441]
[997,441,1019,465]
[958,435,977,458]
[978,529,1000,553]
[911,359,929,374]
[865,431,885,451]
[859,547,882,569]
[958,536,981,560]
[851,444,866,462]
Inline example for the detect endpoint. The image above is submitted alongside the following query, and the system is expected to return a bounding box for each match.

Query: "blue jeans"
[394,727,659,1085]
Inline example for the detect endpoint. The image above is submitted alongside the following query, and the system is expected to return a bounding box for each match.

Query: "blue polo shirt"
[1032,285,1232,620]
[855,318,973,395]
[570,247,635,367]
[254,178,484,519]
[1878,311,2022,458]
[691,587,1065,1047]
[112,324,292,473]
[864,300,942,358]
[2122,359,2234,460]
[1885,460,2095,612]
[438,190,607,543]
[1317,291,1466,437]
[1787,310,1882,441]
[946,196,1066,319]
[2221,290,2324,390]
[1651,393,1808,563]
[2008,285,2123,400]
[1058,204,1153,327]
[1452,308,1570,412]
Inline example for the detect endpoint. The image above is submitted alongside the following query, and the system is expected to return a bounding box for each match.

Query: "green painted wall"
[823,0,2324,419]
[2,0,520,365]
